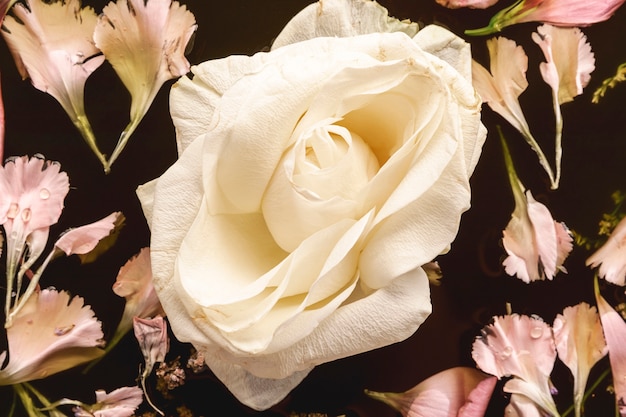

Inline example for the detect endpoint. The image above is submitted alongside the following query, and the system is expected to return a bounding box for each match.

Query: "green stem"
[72,115,109,174]
[561,367,611,417]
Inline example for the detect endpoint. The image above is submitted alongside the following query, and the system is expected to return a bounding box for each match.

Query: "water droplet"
[26,319,33,325]
[6,203,18,219]
[39,188,50,200]
[40,370,48,378]
[21,208,31,222]
[530,326,544,339]
[500,345,513,359]
[54,324,75,336]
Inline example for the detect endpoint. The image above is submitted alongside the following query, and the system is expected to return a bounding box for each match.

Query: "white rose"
[137,0,485,410]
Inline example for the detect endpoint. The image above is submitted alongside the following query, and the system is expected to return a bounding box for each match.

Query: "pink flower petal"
[466,0,626,35]
[526,192,559,279]
[532,24,595,105]
[54,212,122,256]
[504,393,545,417]
[366,367,496,417]
[133,316,169,375]
[553,303,607,416]
[112,248,164,335]
[92,386,143,417]
[436,0,499,9]
[0,289,104,385]
[472,314,558,415]
[472,37,531,137]
[587,215,626,286]
[1,0,104,122]
[93,0,197,168]
[595,290,626,414]
[472,314,556,379]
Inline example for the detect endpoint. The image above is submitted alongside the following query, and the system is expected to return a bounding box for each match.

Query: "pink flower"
[133,316,168,377]
[436,0,499,9]
[1,0,107,168]
[366,367,496,417]
[553,303,607,417]
[0,155,69,323]
[472,39,557,188]
[472,314,559,416]
[466,0,626,36]
[532,25,595,106]
[103,248,164,358]
[93,0,197,170]
[500,136,572,282]
[595,284,626,416]
[73,386,143,417]
[0,289,104,385]
[532,24,595,187]
[586,215,626,285]
[112,248,164,329]
[133,316,168,415]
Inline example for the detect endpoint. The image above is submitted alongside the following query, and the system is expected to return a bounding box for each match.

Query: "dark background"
[1,0,626,415]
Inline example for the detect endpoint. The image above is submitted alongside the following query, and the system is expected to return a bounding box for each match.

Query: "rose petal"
[271,0,418,50]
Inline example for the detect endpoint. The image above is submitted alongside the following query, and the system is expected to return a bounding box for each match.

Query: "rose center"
[293,124,380,201]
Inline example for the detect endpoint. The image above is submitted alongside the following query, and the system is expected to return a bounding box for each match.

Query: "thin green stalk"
[561,367,611,417]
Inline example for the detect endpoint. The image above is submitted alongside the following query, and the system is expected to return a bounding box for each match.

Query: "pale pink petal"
[504,393,545,417]
[133,316,169,375]
[0,289,104,385]
[436,0,499,9]
[466,0,626,35]
[555,221,573,271]
[0,155,69,278]
[502,212,538,283]
[366,367,496,417]
[1,0,104,122]
[472,314,558,415]
[92,386,144,417]
[595,290,626,414]
[532,24,595,105]
[112,248,164,336]
[458,375,498,417]
[517,0,626,27]
[93,0,197,168]
[472,38,532,136]
[54,212,122,256]
[553,303,607,416]
[502,188,571,282]
[526,192,559,279]
[586,215,626,286]
[502,188,543,283]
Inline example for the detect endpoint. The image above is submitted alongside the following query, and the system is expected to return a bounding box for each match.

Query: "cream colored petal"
[413,24,473,82]
[169,55,269,154]
[198,268,430,410]
[94,0,196,121]
[359,115,472,289]
[271,0,418,50]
